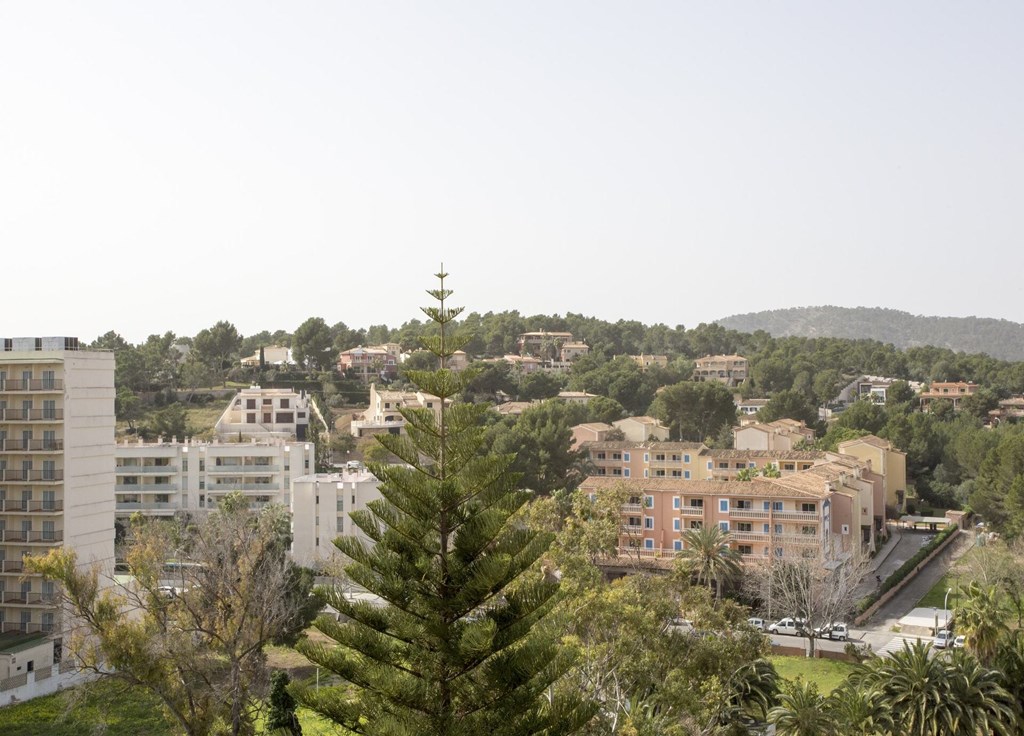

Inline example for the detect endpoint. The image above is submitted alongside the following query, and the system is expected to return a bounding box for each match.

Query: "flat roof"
[0,631,50,654]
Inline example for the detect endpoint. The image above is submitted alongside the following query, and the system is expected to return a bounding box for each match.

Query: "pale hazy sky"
[2,2,1022,344]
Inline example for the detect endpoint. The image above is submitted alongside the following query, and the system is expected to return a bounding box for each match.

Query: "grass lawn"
[918,571,961,608]
[768,656,856,695]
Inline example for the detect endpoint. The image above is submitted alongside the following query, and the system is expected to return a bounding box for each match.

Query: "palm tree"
[852,639,1018,736]
[943,649,1018,736]
[826,682,893,736]
[676,525,742,600]
[958,582,1008,664]
[994,630,1024,716]
[767,680,835,736]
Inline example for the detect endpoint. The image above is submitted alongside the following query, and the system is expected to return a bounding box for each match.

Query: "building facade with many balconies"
[114,438,315,528]
[0,337,115,690]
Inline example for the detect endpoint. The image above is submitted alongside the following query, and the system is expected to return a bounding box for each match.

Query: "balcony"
[730,531,770,542]
[776,534,820,545]
[0,530,63,544]
[0,379,64,392]
[679,506,704,516]
[621,503,643,514]
[0,500,63,513]
[0,621,56,635]
[0,469,63,482]
[0,560,25,573]
[116,502,179,512]
[208,463,281,473]
[772,511,820,521]
[0,439,63,452]
[114,484,178,492]
[208,483,280,492]
[620,524,644,534]
[728,509,770,520]
[115,464,178,474]
[0,409,63,422]
[616,546,676,559]
[0,591,57,605]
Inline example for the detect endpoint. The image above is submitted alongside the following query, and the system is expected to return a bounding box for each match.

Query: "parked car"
[747,617,766,631]
[934,629,954,649]
[954,635,966,648]
[813,622,849,641]
[667,617,694,634]
[768,617,807,636]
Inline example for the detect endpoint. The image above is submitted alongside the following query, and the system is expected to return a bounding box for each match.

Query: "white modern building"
[114,438,315,525]
[215,386,318,441]
[0,337,115,700]
[289,470,382,569]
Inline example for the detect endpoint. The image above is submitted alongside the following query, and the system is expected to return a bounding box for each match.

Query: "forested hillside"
[716,307,1024,361]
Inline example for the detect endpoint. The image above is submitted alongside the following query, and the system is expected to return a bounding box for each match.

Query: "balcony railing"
[0,560,25,573]
[0,439,63,452]
[208,464,281,473]
[116,502,179,512]
[0,409,63,421]
[0,469,63,482]
[620,524,644,534]
[0,500,63,513]
[115,464,178,474]
[0,530,63,543]
[616,546,676,559]
[0,379,63,392]
[727,509,770,520]
[0,621,56,635]
[621,503,643,514]
[0,591,57,605]
[208,483,280,492]
[679,506,704,516]
[114,483,178,492]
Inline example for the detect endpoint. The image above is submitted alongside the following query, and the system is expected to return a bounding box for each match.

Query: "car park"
[768,617,807,636]
[934,629,953,649]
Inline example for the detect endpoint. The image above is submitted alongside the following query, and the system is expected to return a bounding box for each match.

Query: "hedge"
[856,524,959,613]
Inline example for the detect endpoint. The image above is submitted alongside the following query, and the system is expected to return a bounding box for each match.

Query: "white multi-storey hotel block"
[0,337,115,700]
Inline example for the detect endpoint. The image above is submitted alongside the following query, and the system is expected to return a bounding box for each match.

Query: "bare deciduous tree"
[26,494,313,736]
[743,544,872,657]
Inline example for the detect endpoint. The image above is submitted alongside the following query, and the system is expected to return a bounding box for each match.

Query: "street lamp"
[944,587,952,631]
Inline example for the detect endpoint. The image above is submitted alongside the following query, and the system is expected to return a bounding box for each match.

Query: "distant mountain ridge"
[715,307,1024,362]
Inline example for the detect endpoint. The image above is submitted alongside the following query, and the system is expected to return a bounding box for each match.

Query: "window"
[775,548,784,558]
[673,519,681,531]
[596,452,606,460]
[719,521,729,531]
[763,501,770,510]
[672,470,682,477]
[684,454,691,463]
[707,461,713,470]
[643,469,649,478]
[738,545,753,555]
[655,454,665,461]
[774,524,783,534]
[801,503,816,513]
[763,523,770,533]
[627,516,642,528]
[783,463,795,471]
[644,517,654,529]
[841,524,850,534]
[623,452,630,462]
[683,470,691,479]
[275,412,294,423]
[718,462,729,469]
[690,520,702,529]
[719,499,728,512]
[801,525,816,536]
[672,496,680,510]
[772,501,783,511]
[246,399,256,410]
[612,453,622,461]
[738,522,752,532]
[674,540,682,551]
[643,453,649,462]
[689,499,703,508]
[644,495,654,507]
[280,399,290,409]
[623,469,630,478]
[655,470,665,477]
[644,538,654,549]
[246,413,256,423]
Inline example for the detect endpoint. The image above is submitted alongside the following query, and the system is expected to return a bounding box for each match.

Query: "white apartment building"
[289,470,382,569]
[215,386,315,441]
[350,384,444,439]
[114,438,315,526]
[0,337,115,697]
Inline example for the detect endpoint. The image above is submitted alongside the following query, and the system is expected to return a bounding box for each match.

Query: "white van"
[768,617,807,636]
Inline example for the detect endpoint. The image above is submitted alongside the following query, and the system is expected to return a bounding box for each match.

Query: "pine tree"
[267,671,302,735]
[295,269,593,735]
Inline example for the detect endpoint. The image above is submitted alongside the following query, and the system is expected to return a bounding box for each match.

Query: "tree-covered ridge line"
[716,306,1024,362]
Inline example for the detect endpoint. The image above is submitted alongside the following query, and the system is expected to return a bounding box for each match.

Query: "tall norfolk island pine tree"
[296,270,593,735]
